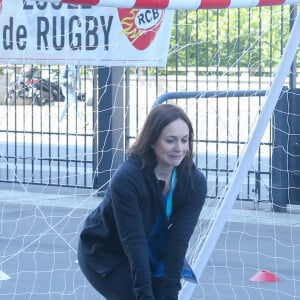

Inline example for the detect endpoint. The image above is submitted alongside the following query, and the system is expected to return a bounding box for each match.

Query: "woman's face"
[153,118,190,169]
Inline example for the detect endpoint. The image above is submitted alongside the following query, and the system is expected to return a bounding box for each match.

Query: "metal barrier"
[0,6,299,200]
[152,90,267,106]
[0,65,95,189]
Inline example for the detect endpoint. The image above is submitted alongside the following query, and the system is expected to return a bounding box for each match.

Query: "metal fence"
[0,6,299,205]
[0,65,96,188]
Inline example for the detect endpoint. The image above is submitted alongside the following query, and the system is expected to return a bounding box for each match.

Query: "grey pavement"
[1,185,300,300]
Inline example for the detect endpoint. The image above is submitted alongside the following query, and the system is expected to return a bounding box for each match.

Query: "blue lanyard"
[166,168,176,220]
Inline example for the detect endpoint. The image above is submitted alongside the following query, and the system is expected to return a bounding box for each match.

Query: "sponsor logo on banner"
[118,8,163,51]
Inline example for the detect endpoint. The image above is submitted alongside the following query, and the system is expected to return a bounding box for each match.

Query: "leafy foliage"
[167,6,292,73]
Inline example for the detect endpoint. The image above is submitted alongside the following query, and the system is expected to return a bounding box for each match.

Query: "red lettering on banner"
[257,0,285,5]
[135,0,169,9]
[62,0,99,4]
[199,0,231,8]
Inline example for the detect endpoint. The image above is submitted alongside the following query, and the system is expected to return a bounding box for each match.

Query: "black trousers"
[78,244,164,299]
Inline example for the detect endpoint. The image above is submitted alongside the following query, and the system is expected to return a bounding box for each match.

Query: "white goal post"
[179,8,300,300]
[4,1,300,300]
[30,0,300,9]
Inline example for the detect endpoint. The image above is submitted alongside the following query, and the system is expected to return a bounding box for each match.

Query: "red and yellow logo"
[118,8,164,51]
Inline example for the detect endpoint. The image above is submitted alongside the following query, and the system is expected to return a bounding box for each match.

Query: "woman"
[78,104,207,300]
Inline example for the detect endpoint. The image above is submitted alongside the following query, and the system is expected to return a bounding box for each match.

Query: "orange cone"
[250,270,280,282]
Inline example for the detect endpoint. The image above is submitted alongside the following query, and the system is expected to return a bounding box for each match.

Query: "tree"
[167,6,291,73]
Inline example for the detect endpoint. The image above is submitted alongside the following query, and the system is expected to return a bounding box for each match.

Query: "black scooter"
[33,76,65,105]
[6,67,65,106]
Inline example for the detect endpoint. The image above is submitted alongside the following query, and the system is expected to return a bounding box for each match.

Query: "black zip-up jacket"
[79,156,207,299]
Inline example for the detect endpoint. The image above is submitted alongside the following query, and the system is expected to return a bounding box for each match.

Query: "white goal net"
[1,1,300,300]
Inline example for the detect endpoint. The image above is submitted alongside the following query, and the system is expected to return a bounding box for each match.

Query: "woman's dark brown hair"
[127,104,194,171]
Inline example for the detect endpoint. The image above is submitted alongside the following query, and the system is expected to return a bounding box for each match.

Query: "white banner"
[0,1,174,66]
